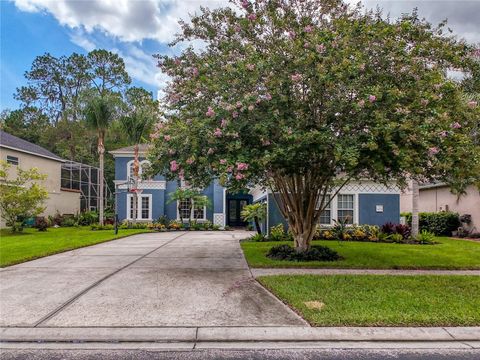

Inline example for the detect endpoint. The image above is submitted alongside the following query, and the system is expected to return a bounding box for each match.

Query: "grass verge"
[258,274,480,326]
[0,227,150,267]
[241,237,480,269]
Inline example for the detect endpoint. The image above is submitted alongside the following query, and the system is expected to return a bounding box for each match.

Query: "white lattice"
[213,213,225,227]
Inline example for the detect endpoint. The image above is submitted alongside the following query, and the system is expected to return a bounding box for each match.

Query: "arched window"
[127,159,152,179]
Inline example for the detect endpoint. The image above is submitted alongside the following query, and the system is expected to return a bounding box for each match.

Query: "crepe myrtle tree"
[148,0,480,252]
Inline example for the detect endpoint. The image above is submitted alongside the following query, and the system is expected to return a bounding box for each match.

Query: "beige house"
[401,181,480,231]
[0,130,80,226]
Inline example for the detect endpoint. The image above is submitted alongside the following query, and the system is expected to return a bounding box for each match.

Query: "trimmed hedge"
[403,211,460,236]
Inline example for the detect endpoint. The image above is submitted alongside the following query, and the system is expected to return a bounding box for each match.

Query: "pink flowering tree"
[149,0,479,252]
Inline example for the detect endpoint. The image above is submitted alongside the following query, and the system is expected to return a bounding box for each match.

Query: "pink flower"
[287,128,293,135]
[220,159,227,164]
[186,158,194,165]
[235,173,245,180]
[421,99,429,106]
[174,58,181,65]
[439,130,448,137]
[316,44,326,53]
[304,25,313,33]
[240,0,249,9]
[237,162,249,171]
[261,138,271,146]
[234,24,241,33]
[451,122,462,129]
[428,147,439,156]
[232,111,239,118]
[359,63,366,71]
[192,67,199,76]
[178,169,184,180]
[207,148,214,155]
[206,107,215,117]
[150,132,159,140]
[226,165,233,173]
[236,101,242,108]
[213,128,223,137]
[248,105,254,111]
[291,73,302,82]
[164,135,171,141]
[247,13,256,21]
[168,149,175,155]
[369,95,377,103]
[170,160,179,172]
[468,101,477,109]
[154,122,164,130]
[246,63,255,71]
[358,100,365,107]
[265,93,272,101]
[288,31,296,39]
[304,42,310,48]
[221,118,228,128]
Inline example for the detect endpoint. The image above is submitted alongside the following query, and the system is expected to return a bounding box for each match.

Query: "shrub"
[404,212,460,236]
[78,211,98,226]
[266,244,341,262]
[249,233,267,242]
[269,224,287,241]
[51,211,63,226]
[381,222,411,240]
[91,224,114,230]
[157,215,169,227]
[168,220,183,230]
[315,224,379,242]
[61,218,76,227]
[34,216,49,231]
[416,230,437,244]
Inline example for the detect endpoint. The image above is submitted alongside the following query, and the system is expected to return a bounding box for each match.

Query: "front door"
[227,199,249,227]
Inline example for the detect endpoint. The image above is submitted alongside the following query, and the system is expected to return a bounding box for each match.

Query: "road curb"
[1,326,479,343]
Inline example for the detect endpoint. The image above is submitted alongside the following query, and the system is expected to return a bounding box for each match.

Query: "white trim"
[0,145,65,162]
[222,188,227,227]
[115,180,166,190]
[126,193,153,221]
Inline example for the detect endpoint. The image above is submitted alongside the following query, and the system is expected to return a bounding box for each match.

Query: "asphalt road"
[2,349,480,359]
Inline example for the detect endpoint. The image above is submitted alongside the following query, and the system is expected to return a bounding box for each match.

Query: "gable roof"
[0,130,64,162]
[109,143,151,157]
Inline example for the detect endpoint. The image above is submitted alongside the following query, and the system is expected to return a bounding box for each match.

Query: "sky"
[1,0,479,111]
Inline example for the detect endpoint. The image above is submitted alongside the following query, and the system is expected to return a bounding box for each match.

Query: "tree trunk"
[411,180,419,239]
[254,216,262,234]
[98,137,105,226]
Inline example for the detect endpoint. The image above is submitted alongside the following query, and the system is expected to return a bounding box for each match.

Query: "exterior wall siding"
[358,194,400,226]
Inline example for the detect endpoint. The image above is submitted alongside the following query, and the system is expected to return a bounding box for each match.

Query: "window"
[127,160,151,179]
[6,156,19,165]
[318,195,331,225]
[127,194,152,220]
[141,196,150,220]
[337,194,354,224]
[177,199,206,221]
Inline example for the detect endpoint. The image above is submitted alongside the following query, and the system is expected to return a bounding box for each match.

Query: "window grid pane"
[179,199,191,220]
[129,196,134,219]
[141,197,149,219]
[337,194,354,224]
[193,205,204,220]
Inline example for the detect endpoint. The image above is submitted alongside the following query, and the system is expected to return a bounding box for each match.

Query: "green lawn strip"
[258,274,480,326]
[241,237,480,270]
[0,227,151,267]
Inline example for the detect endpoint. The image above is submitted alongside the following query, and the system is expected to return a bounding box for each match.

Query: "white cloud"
[12,0,228,43]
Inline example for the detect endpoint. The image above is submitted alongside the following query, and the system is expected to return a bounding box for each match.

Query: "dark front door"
[227,199,249,227]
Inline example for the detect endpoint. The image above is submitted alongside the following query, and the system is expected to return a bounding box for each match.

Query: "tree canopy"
[148,0,480,250]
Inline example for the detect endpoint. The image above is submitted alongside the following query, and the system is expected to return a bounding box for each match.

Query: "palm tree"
[241,203,266,234]
[85,97,114,226]
[120,113,151,223]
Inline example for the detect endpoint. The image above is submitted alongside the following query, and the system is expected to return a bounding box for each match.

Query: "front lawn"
[258,275,480,326]
[241,237,480,269]
[0,227,150,267]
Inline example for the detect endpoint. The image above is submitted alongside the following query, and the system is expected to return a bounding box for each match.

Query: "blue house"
[111,145,400,232]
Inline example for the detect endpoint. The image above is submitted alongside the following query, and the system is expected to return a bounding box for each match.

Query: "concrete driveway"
[0,231,305,327]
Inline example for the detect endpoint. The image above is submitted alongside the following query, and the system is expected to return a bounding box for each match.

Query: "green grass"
[241,237,480,269]
[258,275,480,326]
[0,227,150,267]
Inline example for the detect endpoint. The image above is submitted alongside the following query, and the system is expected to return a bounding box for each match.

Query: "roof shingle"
[0,130,64,161]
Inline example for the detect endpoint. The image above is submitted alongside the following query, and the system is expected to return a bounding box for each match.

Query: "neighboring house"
[0,130,80,226]
[111,144,401,232]
[401,182,480,231]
